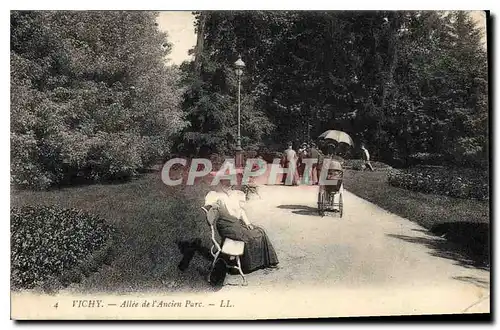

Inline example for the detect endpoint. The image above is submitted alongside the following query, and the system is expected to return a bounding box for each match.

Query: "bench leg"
[211,250,221,270]
[236,256,247,286]
[210,245,218,258]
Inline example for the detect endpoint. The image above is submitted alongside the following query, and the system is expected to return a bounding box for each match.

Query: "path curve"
[220,183,490,316]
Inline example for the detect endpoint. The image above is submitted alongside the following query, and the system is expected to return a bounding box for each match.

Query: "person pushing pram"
[317,143,344,213]
[316,130,354,217]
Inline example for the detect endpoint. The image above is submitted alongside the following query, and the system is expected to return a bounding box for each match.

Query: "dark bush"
[11,205,115,290]
[258,151,283,164]
[209,154,224,170]
[243,150,258,160]
[388,166,489,201]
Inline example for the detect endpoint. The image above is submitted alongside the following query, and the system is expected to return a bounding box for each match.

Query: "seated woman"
[204,181,279,274]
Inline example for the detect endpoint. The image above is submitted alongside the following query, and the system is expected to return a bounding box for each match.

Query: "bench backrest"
[201,205,221,252]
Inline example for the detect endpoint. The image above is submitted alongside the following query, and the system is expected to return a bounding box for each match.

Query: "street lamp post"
[234,55,245,169]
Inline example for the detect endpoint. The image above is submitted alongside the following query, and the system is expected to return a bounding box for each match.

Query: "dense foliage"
[11,10,489,190]
[180,11,488,169]
[11,206,114,289]
[11,11,186,189]
[388,166,489,200]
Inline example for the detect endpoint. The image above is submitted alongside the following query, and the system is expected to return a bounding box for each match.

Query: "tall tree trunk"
[381,13,401,110]
[194,11,207,77]
[378,12,402,157]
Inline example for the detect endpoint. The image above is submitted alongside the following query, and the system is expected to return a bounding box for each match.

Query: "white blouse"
[204,190,246,221]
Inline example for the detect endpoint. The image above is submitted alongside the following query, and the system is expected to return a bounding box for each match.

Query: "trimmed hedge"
[11,206,115,290]
[388,166,489,201]
[408,152,446,166]
[343,159,393,171]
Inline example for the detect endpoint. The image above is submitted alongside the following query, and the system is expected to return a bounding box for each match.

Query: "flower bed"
[387,166,489,201]
[11,206,115,290]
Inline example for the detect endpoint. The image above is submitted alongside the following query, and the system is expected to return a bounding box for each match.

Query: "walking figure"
[361,144,374,171]
[298,142,309,183]
[308,142,321,185]
[281,143,299,185]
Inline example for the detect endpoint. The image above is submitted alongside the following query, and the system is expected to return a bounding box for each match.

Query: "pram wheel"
[339,192,343,218]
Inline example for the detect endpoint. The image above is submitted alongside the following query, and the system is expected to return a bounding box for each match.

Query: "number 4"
[53,302,58,309]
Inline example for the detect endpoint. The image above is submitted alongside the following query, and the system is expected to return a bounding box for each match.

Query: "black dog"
[177,238,202,271]
[177,238,228,287]
[209,258,227,288]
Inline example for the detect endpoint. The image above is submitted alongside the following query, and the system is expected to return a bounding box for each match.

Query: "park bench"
[201,203,247,286]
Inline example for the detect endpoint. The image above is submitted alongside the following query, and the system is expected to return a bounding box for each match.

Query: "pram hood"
[322,158,343,171]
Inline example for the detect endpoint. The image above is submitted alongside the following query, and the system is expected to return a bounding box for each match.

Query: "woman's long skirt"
[216,218,279,273]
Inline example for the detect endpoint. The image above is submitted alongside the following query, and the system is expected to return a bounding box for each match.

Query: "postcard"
[10,10,490,320]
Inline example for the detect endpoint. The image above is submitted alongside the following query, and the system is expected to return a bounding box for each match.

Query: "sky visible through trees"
[156,11,487,66]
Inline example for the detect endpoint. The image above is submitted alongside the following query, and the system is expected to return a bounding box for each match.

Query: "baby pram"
[317,158,344,217]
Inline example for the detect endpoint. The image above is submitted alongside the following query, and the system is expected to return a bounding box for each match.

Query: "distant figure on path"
[361,144,374,171]
[308,142,320,185]
[281,143,299,185]
[297,142,308,181]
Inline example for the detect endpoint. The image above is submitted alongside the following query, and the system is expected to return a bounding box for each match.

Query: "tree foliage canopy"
[11,11,186,189]
[180,11,488,168]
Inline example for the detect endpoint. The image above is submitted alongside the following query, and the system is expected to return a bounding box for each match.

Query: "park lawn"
[343,170,489,227]
[343,169,490,266]
[11,171,214,294]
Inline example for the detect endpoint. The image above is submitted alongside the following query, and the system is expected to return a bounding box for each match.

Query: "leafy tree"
[11,11,186,189]
[439,11,488,167]
[177,11,275,156]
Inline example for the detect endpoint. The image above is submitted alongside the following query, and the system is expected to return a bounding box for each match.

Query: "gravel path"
[219,183,490,316]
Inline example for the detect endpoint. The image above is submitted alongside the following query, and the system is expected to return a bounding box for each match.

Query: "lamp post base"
[234,146,244,187]
[235,147,243,169]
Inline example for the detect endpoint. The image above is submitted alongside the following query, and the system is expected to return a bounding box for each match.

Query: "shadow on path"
[388,222,490,271]
[452,275,490,289]
[277,204,319,216]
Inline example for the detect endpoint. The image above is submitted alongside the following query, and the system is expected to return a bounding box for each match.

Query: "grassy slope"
[343,170,490,267]
[11,172,214,293]
[343,170,489,227]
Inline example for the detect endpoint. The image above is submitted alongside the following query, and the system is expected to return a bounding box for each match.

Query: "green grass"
[343,169,490,267]
[343,170,489,227]
[11,172,214,293]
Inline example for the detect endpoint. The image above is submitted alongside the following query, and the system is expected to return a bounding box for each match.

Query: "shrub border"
[43,233,116,294]
[11,227,118,294]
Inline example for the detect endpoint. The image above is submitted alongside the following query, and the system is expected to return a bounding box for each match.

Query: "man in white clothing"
[281,143,299,185]
[361,144,374,171]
